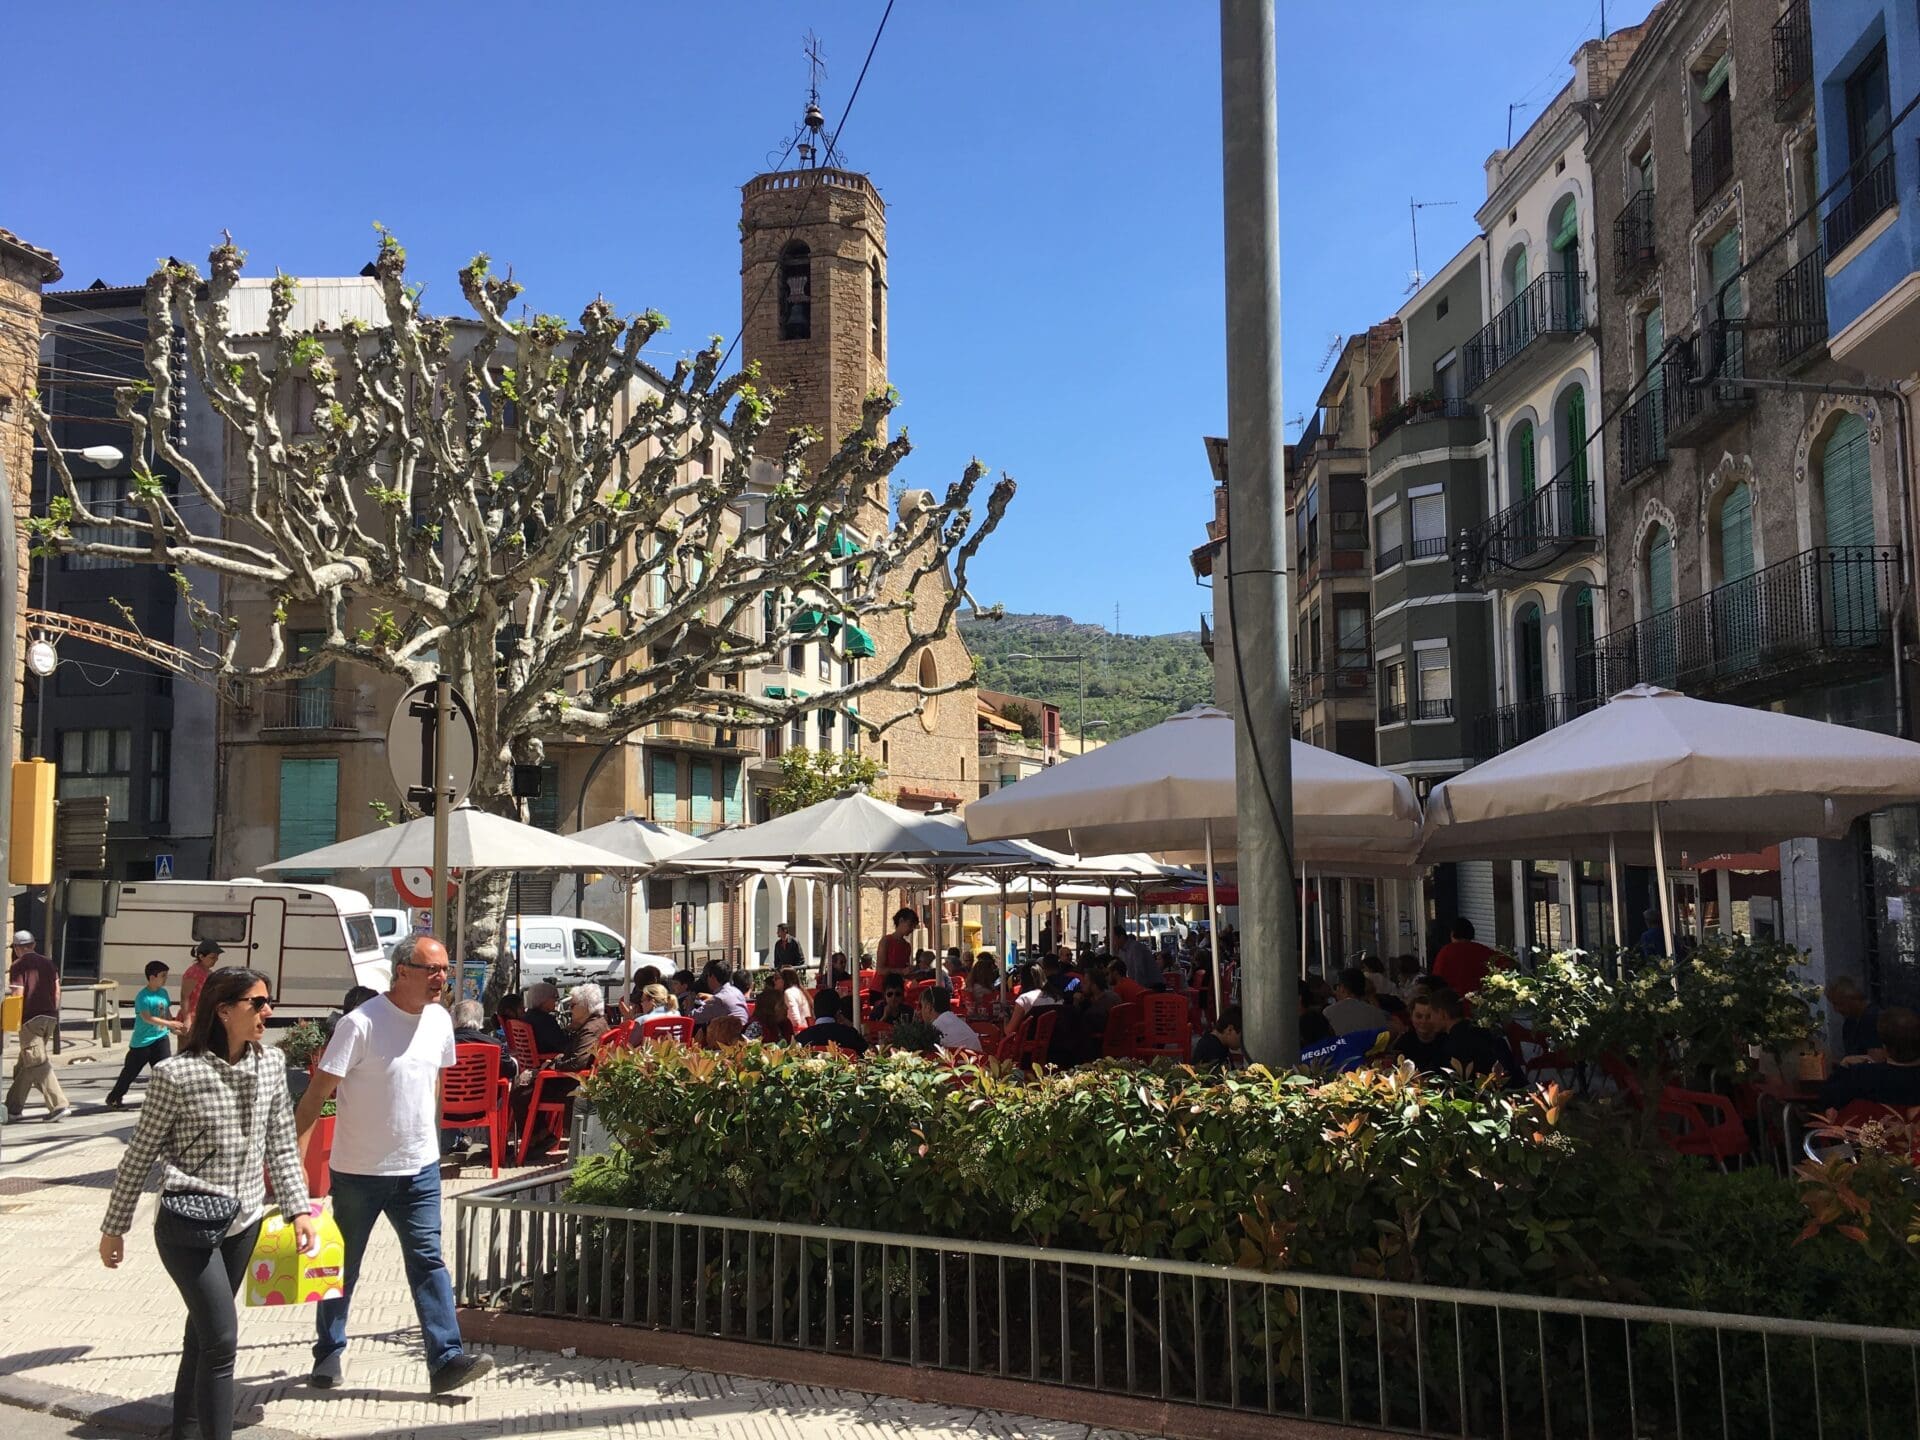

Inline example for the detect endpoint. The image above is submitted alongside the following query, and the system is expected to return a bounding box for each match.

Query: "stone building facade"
[0,230,63,748]
[1586,0,1913,993]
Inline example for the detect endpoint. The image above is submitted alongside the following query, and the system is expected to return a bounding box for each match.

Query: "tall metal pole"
[430,674,453,952]
[1221,0,1299,1065]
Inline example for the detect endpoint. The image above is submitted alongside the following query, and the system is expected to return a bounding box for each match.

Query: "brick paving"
[0,1044,1152,1440]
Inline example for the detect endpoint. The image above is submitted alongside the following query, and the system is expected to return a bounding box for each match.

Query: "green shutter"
[277,758,338,865]
[650,753,678,825]
[1509,248,1529,298]
[1710,227,1744,319]
[1551,202,1580,251]
[689,758,714,826]
[1515,420,1536,498]
[1719,484,1755,582]
[1638,152,1656,194]
[1649,527,1675,614]
[722,760,743,825]
[1643,306,1665,386]
[1566,388,1591,530]
[1701,52,1730,100]
[1822,413,1875,546]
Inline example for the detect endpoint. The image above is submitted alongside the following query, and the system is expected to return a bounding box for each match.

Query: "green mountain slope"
[958,612,1214,741]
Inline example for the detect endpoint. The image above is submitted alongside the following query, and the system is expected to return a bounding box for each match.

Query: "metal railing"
[1582,546,1900,697]
[1692,98,1734,211]
[1612,189,1657,292]
[1664,322,1752,446]
[455,1173,1920,1440]
[1410,535,1449,560]
[1371,395,1475,443]
[1824,149,1898,257]
[259,683,356,730]
[1293,667,1373,708]
[1775,243,1829,365]
[1378,699,1407,725]
[1772,0,1813,119]
[1373,543,1404,575]
[1619,385,1669,481]
[1463,475,1595,584]
[1315,404,1346,449]
[1464,270,1586,394]
[1414,697,1454,721]
[1473,694,1598,758]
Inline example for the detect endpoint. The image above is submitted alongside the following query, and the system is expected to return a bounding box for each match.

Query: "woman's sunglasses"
[232,995,275,1012]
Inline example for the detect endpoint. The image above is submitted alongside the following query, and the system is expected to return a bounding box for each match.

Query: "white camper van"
[101,879,391,1019]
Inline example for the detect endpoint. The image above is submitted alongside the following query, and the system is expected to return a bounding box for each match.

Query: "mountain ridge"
[958,611,1213,740]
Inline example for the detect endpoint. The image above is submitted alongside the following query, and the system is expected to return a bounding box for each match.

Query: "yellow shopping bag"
[245,1204,344,1307]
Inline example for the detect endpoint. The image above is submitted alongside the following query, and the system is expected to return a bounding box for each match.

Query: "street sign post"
[386,679,478,951]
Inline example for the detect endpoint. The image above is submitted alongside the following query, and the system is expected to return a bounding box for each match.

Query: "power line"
[719,0,897,376]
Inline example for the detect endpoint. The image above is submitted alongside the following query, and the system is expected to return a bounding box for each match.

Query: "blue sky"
[9,1,1655,636]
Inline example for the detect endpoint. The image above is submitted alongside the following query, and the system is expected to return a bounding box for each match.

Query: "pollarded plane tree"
[31,233,1012,963]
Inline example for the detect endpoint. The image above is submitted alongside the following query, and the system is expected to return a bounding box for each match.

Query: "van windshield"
[344,915,380,954]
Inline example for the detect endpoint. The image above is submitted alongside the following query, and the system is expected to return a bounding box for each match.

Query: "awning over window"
[789,606,827,635]
[763,685,788,699]
[841,623,877,659]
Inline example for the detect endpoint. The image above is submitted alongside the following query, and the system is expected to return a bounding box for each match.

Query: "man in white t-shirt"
[295,935,492,1397]
[919,985,980,1051]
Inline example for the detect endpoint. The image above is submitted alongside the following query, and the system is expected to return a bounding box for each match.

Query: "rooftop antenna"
[1507,100,1531,148]
[798,31,828,167]
[1407,198,1459,292]
[1316,332,1343,373]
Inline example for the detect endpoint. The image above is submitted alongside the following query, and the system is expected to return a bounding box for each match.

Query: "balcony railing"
[1462,473,1596,585]
[1775,243,1829,365]
[1294,667,1373,709]
[1581,546,1900,699]
[1410,535,1448,560]
[1370,394,1474,443]
[1612,189,1657,292]
[1373,544,1404,575]
[1692,99,1734,211]
[1664,321,1753,447]
[1824,150,1898,257]
[1772,0,1812,119]
[1378,699,1407,726]
[1414,697,1454,721]
[1619,385,1669,481]
[260,684,357,731]
[1473,694,1599,759]
[1464,270,1586,395]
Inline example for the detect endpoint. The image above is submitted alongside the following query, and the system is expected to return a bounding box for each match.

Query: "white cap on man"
[12,930,33,946]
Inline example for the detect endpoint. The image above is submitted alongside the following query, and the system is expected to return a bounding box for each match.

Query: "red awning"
[1146,884,1239,905]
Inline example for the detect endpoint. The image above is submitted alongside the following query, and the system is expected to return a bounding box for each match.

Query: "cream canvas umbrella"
[567,816,705,992]
[1421,684,1920,951]
[672,790,1030,1032]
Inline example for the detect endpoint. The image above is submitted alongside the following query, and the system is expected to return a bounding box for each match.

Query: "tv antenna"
[1507,100,1531,148]
[1407,198,1459,292]
[1316,332,1343,373]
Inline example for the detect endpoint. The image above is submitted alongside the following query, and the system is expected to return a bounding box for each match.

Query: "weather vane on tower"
[798,30,829,168]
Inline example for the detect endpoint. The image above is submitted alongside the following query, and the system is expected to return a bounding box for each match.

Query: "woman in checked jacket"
[100,966,314,1440]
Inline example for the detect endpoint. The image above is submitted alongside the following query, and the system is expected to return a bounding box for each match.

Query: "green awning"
[842,623,877,659]
[1551,202,1580,252]
[789,606,827,635]
[824,529,860,558]
[1700,52,1729,100]
[763,685,788,699]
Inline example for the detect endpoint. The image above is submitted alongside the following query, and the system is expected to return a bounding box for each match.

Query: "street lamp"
[1005,652,1093,755]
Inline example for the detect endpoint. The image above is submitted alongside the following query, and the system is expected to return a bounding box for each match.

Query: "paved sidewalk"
[0,1047,1150,1440]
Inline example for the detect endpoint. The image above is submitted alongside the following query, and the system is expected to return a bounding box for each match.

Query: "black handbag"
[154,1190,241,1249]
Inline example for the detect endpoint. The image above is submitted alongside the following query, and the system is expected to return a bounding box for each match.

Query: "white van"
[503,915,674,992]
[370,908,412,959]
[101,879,391,1019]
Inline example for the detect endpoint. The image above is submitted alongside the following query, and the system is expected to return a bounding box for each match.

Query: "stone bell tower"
[738,96,889,525]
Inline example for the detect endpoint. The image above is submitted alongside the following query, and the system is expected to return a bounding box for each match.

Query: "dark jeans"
[315,1163,462,1373]
[107,1036,170,1105]
[155,1219,261,1440]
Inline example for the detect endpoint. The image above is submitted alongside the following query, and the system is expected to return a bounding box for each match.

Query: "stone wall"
[0,232,62,750]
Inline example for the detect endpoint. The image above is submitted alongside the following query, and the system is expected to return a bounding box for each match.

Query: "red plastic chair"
[1102,1001,1142,1059]
[599,1022,634,1053]
[503,1019,550,1074]
[518,1041,602,1165]
[638,1015,694,1044]
[905,979,935,1007]
[1133,993,1193,1062]
[1008,1009,1058,1070]
[440,1042,512,1177]
[1506,1022,1575,1082]
[1657,1086,1751,1169]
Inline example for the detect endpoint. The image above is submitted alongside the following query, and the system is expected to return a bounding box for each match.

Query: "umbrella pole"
[1314,871,1330,978]
[1298,873,1308,979]
[454,869,467,998]
[624,875,637,1001]
[1413,871,1428,966]
[1650,803,1676,959]
[848,864,864,1038]
[999,878,1011,1005]
[1205,822,1223,1019]
[1567,855,1579,952]
[1608,835,1624,955]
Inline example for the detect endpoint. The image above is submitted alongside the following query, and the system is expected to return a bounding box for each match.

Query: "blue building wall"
[1813,0,1920,343]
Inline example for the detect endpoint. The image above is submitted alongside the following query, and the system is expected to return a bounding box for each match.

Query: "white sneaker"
[46,1106,71,1121]
[309,1352,346,1389]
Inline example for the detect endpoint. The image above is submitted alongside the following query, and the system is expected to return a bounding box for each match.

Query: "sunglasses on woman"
[233,995,275,1012]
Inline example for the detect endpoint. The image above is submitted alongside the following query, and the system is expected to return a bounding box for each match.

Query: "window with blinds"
[650,752,679,826]
[277,758,338,874]
[1411,493,1446,556]
[689,758,714,828]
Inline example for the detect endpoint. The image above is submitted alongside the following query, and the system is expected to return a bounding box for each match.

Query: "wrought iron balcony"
[1692,99,1734,211]
[1581,547,1900,701]
[1378,699,1407,726]
[1775,244,1829,366]
[1664,322,1753,448]
[260,684,357,732]
[1373,544,1404,575]
[1461,473,1596,587]
[1294,667,1373,709]
[1772,0,1812,120]
[1472,694,1599,759]
[1619,386,1669,481]
[1824,150,1898,258]
[1464,270,1587,395]
[1612,189,1657,293]
[1414,698,1454,721]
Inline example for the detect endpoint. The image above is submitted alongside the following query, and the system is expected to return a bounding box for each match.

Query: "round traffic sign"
[390,866,459,907]
[386,680,479,812]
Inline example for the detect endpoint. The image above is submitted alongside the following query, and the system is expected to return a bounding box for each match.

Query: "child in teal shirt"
[105,960,182,1109]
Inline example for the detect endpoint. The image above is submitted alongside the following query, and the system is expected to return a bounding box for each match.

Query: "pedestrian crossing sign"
[154,854,173,880]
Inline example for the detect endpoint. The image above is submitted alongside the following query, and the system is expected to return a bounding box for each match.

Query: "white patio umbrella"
[567,815,705,992]
[1421,684,1920,952]
[672,790,1030,1032]
[965,705,1423,997]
